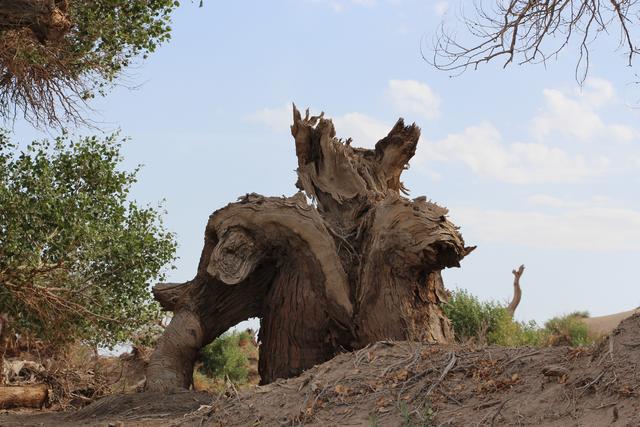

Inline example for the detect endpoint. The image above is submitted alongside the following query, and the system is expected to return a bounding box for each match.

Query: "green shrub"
[199,331,253,383]
[543,313,592,347]
[444,289,593,348]
[487,311,543,347]
[443,289,509,344]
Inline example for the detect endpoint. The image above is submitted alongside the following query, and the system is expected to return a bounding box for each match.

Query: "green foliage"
[67,0,177,81]
[443,289,509,343]
[444,289,594,347]
[544,313,592,347]
[0,1,181,126]
[0,132,176,347]
[487,312,543,347]
[199,331,253,383]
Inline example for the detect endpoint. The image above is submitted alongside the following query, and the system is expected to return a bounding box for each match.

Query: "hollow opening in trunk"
[194,319,261,388]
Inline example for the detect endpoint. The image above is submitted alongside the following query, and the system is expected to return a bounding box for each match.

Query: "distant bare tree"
[430,1,640,82]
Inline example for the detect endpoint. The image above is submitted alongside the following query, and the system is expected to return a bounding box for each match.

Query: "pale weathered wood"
[507,265,525,316]
[0,384,48,409]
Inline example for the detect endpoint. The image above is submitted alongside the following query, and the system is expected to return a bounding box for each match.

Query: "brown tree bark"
[0,384,48,409]
[146,106,473,391]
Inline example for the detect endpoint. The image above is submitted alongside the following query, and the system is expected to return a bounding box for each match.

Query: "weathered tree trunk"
[0,0,70,43]
[146,106,473,391]
[0,384,48,408]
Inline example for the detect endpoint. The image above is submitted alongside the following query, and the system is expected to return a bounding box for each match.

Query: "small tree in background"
[0,0,180,127]
[0,132,176,347]
[199,331,253,383]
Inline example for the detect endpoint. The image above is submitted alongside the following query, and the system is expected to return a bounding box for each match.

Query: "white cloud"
[434,1,449,16]
[246,103,292,133]
[420,122,610,183]
[333,113,390,148]
[248,104,390,148]
[450,199,640,251]
[387,79,441,120]
[531,77,637,143]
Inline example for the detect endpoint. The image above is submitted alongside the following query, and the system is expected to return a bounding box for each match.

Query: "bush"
[444,289,594,347]
[443,289,510,344]
[199,330,253,383]
[487,312,544,347]
[543,313,592,347]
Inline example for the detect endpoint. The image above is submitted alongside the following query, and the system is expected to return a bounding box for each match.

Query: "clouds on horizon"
[531,78,638,144]
[419,122,611,183]
[450,195,640,252]
[419,76,639,184]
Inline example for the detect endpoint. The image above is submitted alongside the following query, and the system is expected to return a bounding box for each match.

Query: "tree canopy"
[0,133,176,346]
[431,0,640,82]
[0,0,179,127]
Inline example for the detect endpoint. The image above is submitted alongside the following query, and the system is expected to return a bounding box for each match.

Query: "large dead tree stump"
[146,106,473,391]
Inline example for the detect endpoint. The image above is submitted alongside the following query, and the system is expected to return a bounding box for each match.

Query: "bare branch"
[507,264,525,317]
[431,0,640,83]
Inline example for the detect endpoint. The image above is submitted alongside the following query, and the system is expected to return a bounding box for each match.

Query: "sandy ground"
[2,314,639,427]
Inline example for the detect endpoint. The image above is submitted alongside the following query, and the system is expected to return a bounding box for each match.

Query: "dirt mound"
[185,314,640,426]
[2,314,639,426]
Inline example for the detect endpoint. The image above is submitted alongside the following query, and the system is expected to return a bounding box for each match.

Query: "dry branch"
[431,0,640,83]
[507,264,525,317]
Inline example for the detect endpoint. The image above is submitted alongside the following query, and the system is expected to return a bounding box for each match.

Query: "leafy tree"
[0,132,176,346]
[431,1,639,82]
[0,0,180,127]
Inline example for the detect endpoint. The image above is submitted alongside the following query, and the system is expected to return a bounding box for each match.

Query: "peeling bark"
[146,106,473,391]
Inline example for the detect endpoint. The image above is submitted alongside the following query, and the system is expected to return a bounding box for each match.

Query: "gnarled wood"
[147,106,473,391]
[152,282,190,311]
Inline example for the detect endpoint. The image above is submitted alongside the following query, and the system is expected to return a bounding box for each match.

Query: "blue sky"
[13,0,640,327]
